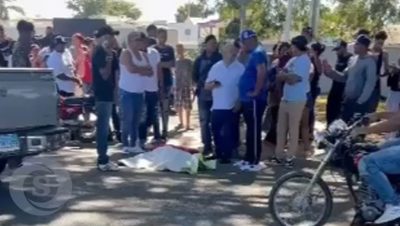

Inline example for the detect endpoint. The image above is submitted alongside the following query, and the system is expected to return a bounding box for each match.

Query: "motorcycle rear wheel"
[269,171,333,226]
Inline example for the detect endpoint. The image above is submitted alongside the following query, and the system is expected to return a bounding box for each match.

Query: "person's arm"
[382,51,390,76]
[47,54,79,83]
[248,52,267,96]
[120,49,152,76]
[357,57,377,104]
[323,60,347,82]
[204,64,218,90]
[367,111,400,122]
[358,115,400,135]
[192,57,200,84]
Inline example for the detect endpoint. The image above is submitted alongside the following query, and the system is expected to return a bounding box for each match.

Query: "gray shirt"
[327,55,377,104]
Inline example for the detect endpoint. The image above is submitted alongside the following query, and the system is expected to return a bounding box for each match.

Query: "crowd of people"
[3,18,400,224]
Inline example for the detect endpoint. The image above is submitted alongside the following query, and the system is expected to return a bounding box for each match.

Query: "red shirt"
[81,53,92,84]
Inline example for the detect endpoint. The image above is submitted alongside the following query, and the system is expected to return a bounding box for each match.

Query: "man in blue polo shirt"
[235,30,268,172]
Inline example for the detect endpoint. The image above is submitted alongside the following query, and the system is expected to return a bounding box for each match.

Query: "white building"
[168,16,221,49]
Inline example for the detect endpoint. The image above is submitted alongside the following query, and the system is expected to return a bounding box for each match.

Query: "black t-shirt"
[155,45,175,87]
[92,46,119,102]
[310,56,322,95]
[335,53,352,72]
[330,53,353,94]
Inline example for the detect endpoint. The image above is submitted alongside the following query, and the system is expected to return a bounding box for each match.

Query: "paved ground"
[0,110,356,226]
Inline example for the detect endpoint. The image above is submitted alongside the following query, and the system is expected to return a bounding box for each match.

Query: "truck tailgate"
[0,69,58,132]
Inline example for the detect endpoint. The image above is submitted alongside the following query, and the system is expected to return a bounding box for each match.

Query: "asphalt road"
[0,113,356,226]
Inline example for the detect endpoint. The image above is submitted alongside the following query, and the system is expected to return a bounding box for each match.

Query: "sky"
[12,0,197,22]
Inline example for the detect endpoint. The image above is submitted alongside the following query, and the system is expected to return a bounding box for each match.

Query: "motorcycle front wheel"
[269,171,333,226]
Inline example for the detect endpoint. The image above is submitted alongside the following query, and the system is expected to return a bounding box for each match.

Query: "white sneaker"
[234,160,249,167]
[375,204,400,224]
[240,164,251,171]
[98,162,119,172]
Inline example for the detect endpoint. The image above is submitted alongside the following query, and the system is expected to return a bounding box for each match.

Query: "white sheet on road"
[118,146,200,174]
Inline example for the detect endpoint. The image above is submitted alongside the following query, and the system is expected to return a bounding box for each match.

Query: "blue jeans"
[160,86,172,137]
[242,99,267,165]
[198,99,213,154]
[211,109,235,161]
[359,138,400,205]
[95,101,113,165]
[139,91,161,142]
[120,90,144,147]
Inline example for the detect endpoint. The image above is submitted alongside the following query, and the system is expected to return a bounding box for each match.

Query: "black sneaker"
[284,158,294,168]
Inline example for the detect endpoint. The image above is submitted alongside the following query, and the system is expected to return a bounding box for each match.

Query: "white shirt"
[47,49,76,93]
[144,47,161,92]
[119,49,148,93]
[282,53,311,101]
[206,60,245,110]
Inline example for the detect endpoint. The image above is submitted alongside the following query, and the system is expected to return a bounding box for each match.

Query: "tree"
[67,0,141,20]
[175,0,214,22]
[0,0,25,20]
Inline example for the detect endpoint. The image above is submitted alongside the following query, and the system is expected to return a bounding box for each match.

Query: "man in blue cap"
[236,30,268,172]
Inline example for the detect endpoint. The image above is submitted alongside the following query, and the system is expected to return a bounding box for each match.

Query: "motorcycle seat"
[62,96,95,107]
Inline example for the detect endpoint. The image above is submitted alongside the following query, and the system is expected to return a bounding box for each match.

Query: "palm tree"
[0,0,25,20]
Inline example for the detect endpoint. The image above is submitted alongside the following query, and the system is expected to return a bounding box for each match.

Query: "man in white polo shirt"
[205,43,245,164]
[47,35,82,97]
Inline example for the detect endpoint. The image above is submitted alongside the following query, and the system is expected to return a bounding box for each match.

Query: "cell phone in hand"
[214,80,221,86]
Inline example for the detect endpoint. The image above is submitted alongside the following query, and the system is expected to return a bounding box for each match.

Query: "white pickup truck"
[0,68,68,174]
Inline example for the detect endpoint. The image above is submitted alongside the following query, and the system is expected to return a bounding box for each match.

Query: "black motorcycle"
[268,117,400,226]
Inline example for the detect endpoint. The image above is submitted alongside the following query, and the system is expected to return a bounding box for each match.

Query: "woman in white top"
[119,31,153,153]
[275,35,311,167]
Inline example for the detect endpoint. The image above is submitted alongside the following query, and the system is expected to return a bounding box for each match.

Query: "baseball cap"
[356,34,371,48]
[333,39,348,51]
[53,35,67,45]
[240,29,257,42]
[95,25,119,38]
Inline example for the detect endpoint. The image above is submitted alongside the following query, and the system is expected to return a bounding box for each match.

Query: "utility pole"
[309,0,320,38]
[282,0,294,41]
[235,0,251,32]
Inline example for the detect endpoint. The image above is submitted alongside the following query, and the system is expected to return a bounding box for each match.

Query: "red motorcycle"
[59,96,97,143]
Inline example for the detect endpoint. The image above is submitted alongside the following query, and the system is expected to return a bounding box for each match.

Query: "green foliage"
[175,1,214,22]
[0,0,24,20]
[215,0,400,40]
[67,0,141,20]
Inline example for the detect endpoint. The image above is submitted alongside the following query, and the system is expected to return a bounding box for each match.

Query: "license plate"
[0,134,19,152]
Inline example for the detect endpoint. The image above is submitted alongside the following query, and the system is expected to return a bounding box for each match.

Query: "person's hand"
[286,74,302,85]
[351,126,367,138]
[141,66,153,76]
[74,77,83,87]
[322,59,333,74]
